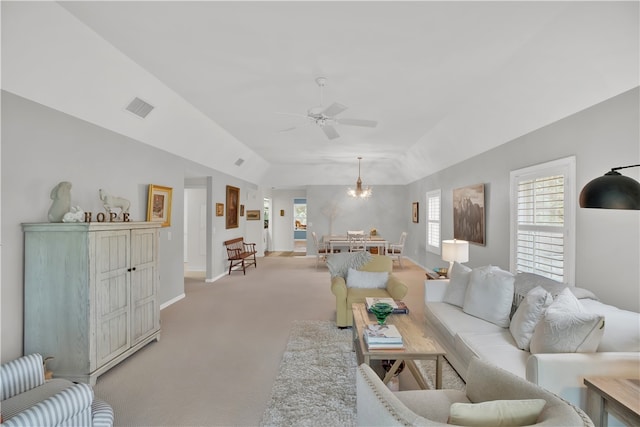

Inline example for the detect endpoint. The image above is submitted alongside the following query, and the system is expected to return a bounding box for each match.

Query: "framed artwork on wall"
[216,203,224,216]
[246,210,260,220]
[146,184,173,227]
[240,205,245,216]
[226,186,240,229]
[412,202,419,223]
[453,183,485,245]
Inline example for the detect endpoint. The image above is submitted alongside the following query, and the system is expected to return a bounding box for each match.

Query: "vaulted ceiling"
[3,1,638,187]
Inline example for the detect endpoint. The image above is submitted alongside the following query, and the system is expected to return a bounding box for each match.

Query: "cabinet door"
[130,227,160,344]
[94,230,131,367]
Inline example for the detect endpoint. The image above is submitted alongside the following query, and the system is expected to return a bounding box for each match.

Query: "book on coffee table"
[365,341,405,350]
[365,297,409,314]
[363,324,403,345]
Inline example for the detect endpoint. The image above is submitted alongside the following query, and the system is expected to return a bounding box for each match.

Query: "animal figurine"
[48,181,72,222]
[62,206,85,223]
[99,189,130,219]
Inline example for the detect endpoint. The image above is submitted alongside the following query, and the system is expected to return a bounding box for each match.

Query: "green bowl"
[370,302,394,325]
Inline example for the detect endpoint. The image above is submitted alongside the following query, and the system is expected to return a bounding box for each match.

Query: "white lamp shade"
[442,240,469,263]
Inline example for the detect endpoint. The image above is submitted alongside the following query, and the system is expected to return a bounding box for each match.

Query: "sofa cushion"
[448,399,546,427]
[580,299,640,352]
[463,266,514,328]
[346,268,388,289]
[443,262,472,307]
[530,288,605,354]
[442,262,471,307]
[425,302,504,349]
[395,389,469,423]
[512,272,598,316]
[456,331,529,378]
[510,286,553,351]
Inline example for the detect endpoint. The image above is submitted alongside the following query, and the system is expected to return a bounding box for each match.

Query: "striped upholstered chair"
[1,353,113,426]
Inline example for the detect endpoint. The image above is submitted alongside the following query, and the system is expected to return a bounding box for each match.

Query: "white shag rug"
[260,320,465,427]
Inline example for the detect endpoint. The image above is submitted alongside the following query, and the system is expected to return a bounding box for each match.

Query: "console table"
[584,377,640,427]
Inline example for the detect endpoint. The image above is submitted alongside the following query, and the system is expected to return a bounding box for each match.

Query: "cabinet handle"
[127,267,137,272]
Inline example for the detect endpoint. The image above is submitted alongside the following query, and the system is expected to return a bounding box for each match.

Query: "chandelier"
[347,157,372,199]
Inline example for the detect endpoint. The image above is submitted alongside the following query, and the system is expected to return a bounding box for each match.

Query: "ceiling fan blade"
[277,122,312,133]
[275,111,311,119]
[336,118,378,128]
[321,102,348,117]
[321,125,340,140]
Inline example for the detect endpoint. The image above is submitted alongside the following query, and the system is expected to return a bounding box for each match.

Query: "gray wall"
[1,92,259,361]
[407,88,639,312]
[305,185,407,253]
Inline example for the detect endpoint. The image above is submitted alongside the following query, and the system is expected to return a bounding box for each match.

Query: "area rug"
[259,320,465,427]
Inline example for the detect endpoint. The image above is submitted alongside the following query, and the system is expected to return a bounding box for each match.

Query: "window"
[426,189,441,255]
[510,157,576,283]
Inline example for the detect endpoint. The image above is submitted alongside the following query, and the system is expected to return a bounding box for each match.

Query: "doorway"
[293,198,307,254]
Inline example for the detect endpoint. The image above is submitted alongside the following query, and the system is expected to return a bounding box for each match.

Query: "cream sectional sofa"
[424,264,640,414]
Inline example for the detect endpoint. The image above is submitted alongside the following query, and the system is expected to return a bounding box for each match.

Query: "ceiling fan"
[278,77,378,140]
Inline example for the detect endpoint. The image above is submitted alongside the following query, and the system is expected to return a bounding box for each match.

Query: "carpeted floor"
[260,320,465,426]
[92,256,446,426]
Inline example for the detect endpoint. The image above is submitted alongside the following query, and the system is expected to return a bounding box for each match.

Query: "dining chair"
[388,231,407,268]
[311,231,332,269]
[347,231,367,252]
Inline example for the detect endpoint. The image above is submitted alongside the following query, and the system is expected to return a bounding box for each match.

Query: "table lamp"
[442,239,469,278]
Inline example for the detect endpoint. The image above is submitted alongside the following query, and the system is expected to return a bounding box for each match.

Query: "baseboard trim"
[160,293,185,310]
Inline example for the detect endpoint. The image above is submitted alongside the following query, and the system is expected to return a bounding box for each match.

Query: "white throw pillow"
[463,266,515,328]
[346,268,388,289]
[510,286,553,351]
[442,262,472,307]
[449,399,546,426]
[530,288,605,354]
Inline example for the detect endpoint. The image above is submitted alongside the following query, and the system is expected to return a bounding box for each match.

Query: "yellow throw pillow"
[448,399,546,426]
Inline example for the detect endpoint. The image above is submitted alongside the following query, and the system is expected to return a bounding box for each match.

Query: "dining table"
[322,235,388,254]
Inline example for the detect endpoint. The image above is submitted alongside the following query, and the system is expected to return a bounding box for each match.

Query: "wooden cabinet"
[23,222,162,385]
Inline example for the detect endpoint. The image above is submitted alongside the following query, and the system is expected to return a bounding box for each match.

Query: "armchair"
[1,353,113,426]
[357,357,593,426]
[330,255,408,327]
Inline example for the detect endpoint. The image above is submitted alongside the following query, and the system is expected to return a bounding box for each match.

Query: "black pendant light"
[579,164,640,209]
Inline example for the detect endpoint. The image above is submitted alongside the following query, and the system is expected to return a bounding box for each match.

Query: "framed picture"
[226,185,240,229]
[453,183,485,245]
[280,209,285,216]
[412,202,419,223]
[216,203,224,216]
[146,184,173,227]
[246,210,260,220]
[240,205,245,216]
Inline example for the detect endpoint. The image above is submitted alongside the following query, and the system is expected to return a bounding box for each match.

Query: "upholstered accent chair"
[357,357,594,426]
[1,353,114,426]
[330,254,408,327]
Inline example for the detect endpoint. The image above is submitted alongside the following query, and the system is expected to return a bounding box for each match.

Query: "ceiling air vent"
[234,158,245,166]
[125,97,154,118]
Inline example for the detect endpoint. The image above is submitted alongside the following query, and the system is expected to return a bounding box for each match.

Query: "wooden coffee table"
[351,302,446,389]
[584,377,640,427]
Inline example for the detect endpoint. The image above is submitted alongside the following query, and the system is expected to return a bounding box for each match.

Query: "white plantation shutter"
[510,157,576,284]
[426,190,441,255]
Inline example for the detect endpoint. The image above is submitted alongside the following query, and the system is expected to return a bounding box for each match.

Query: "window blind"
[426,190,441,254]
[515,175,565,282]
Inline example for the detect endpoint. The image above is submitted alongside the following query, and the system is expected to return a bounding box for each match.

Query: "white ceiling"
[6,2,640,187]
